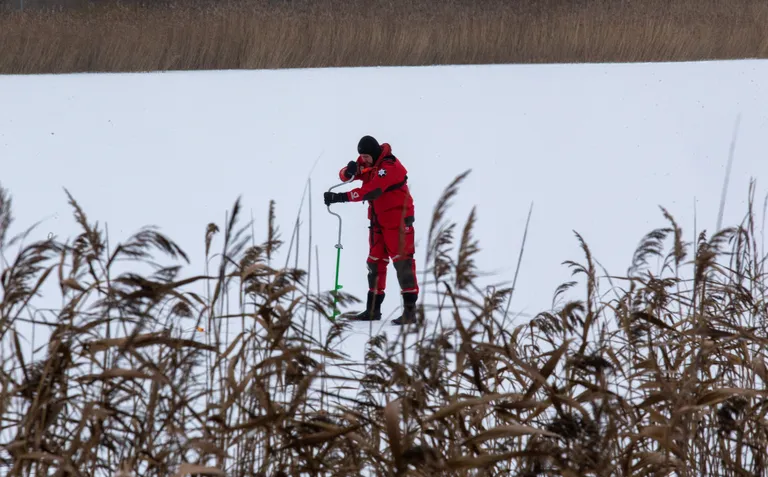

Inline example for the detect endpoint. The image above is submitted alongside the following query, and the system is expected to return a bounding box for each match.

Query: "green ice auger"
[327,177,353,320]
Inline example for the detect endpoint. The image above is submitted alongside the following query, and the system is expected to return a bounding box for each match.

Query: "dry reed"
[2,169,768,476]
[1,0,768,74]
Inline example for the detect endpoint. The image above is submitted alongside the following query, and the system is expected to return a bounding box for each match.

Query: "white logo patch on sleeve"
[378,169,387,177]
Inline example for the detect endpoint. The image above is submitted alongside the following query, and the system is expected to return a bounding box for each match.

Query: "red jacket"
[339,143,414,228]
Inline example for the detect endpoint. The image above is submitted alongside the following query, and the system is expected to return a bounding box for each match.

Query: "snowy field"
[2,60,768,473]
[3,61,768,331]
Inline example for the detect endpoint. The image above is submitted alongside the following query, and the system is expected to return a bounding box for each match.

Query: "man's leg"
[367,222,390,294]
[352,222,388,321]
[383,216,419,324]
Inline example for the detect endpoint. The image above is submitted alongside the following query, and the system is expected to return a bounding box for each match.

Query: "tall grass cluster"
[2,170,768,476]
[1,0,768,74]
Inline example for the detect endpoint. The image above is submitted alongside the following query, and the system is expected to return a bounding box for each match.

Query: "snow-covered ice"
[2,61,768,438]
[0,55,768,472]
[3,61,768,328]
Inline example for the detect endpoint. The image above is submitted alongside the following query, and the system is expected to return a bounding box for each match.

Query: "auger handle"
[327,175,355,319]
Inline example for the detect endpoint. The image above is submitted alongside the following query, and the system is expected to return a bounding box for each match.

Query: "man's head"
[357,135,382,166]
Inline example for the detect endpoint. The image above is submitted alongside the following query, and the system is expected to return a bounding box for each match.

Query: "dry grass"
[1,0,768,74]
[2,169,768,476]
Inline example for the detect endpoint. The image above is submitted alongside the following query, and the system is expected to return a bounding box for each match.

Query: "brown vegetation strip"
[1,0,767,74]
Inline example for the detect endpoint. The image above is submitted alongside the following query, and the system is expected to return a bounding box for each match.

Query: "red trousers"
[366,218,419,296]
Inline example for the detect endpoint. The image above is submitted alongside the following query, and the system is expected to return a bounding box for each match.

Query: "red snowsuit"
[339,143,419,297]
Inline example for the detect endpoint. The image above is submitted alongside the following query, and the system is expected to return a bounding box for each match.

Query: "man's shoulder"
[380,153,400,165]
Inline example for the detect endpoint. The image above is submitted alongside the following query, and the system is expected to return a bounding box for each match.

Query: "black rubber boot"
[392,292,418,325]
[350,291,384,321]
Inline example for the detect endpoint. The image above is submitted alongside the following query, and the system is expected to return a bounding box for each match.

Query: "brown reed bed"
[0,0,767,75]
[2,170,768,476]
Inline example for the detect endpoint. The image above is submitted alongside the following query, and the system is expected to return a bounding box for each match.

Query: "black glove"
[324,192,348,206]
[343,161,357,179]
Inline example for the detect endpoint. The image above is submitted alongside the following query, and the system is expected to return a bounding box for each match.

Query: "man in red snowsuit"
[324,135,418,325]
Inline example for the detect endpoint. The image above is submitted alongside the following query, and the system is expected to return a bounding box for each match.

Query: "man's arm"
[324,158,366,206]
[339,158,363,182]
[345,160,405,202]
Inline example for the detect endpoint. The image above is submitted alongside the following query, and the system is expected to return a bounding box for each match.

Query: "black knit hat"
[357,135,382,159]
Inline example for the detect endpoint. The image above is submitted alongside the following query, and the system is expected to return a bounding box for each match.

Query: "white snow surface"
[2,60,768,471]
[3,61,768,325]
